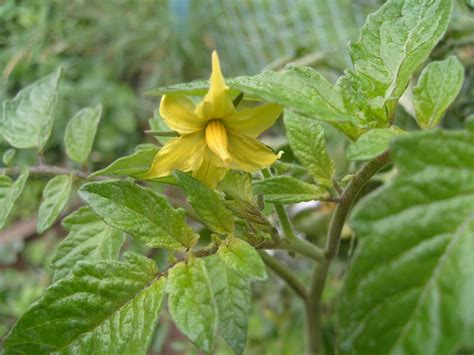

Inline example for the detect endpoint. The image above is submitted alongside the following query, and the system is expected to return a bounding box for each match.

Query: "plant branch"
[269,237,324,262]
[259,251,307,300]
[305,151,391,355]
[0,165,106,180]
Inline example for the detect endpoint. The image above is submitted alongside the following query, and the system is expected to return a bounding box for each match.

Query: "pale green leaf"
[413,56,465,129]
[174,171,234,234]
[218,170,253,202]
[346,127,405,161]
[64,105,102,164]
[78,180,198,251]
[284,109,335,186]
[167,258,218,352]
[218,237,267,281]
[36,175,73,233]
[253,176,329,204]
[1,69,61,150]
[339,129,474,354]
[89,146,159,178]
[51,207,125,281]
[4,253,166,354]
[337,0,452,125]
[205,255,251,355]
[0,167,29,229]
[2,148,15,166]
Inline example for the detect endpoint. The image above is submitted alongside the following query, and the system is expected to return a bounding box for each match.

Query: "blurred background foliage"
[1,0,473,353]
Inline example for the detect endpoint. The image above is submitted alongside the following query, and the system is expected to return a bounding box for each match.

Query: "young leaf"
[346,127,405,161]
[218,237,267,281]
[337,0,452,125]
[89,146,159,178]
[65,105,102,164]
[339,129,474,354]
[284,109,335,187]
[218,170,253,202]
[0,167,29,228]
[4,253,166,354]
[37,175,73,233]
[413,56,465,129]
[167,258,218,352]
[79,180,198,250]
[1,69,61,150]
[2,148,15,165]
[51,207,125,281]
[253,176,329,204]
[205,255,251,355]
[174,171,234,234]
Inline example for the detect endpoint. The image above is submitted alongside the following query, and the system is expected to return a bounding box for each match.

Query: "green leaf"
[89,146,159,178]
[51,207,125,281]
[346,127,405,161]
[218,237,267,281]
[253,176,329,204]
[167,258,218,352]
[205,255,251,355]
[1,68,61,150]
[2,148,15,165]
[4,253,166,354]
[174,171,234,234]
[36,175,73,233]
[79,180,198,251]
[284,109,335,186]
[64,105,102,164]
[337,0,452,125]
[0,167,29,229]
[413,56,465,129]
[218,170,253,202]
[339,129,474,354]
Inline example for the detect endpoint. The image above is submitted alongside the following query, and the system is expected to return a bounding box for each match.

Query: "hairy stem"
[274,237,324,262]
[305,151,391,355]
[0,165,106,180]
[259,251,307,300]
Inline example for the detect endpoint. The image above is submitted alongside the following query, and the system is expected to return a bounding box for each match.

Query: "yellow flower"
[145,51,282,187]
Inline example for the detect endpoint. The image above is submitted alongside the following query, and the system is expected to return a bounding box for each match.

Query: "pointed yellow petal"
[205,120,231,164]
[195,51,234,119]
[193,148,228,188]
[160,95,206,134]
[223,103,282,138]
[145,132,206,178]
[228,132,281,172]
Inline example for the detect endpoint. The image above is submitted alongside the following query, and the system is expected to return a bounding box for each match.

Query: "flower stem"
[0,165,107,181]
[305,151,391,355]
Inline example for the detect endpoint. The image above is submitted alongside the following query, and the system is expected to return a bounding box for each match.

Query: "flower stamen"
[205,119,231,164]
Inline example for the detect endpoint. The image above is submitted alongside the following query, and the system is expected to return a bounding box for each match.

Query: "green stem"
[305,151,391,355]
[0,165,106,180]
[145,130,179,137]
[259,251,307,300]
[275,237,324,262]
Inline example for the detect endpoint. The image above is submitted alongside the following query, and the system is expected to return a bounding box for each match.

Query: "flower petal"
[223,103,282,138]
[160,95,206,134]
[195,51,234,120]
[228,132,281,172]
[145,132,206,178]
[193,148,228,188]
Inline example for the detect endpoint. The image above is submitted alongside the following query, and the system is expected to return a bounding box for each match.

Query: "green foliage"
[167,258,218,352]
[413,56,465,129]
[337,0,452,126]
[339,129,474,354]
[218,237,267,281]
[284,110,335,186]
[64,105,102,164]
[346,127,405,161]
[174,171,234,234]
[0,167,29,228]
[78,180,198,250]
[4,253,166,354]
[1,69,61,150]
[205,255,251,355]
[254,176,329,204]
[2,149,15,166]
[36,174,73,233]
[51,207,125,281]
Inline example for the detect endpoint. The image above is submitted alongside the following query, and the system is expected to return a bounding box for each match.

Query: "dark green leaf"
[79,180,198,250]
[167,258,218,352]
[37,175,73,233]
[4,253,166,354]
[174,171,234,234]
[253,176,329,204]
[0,167,29,228]
[339,129,474,354]
[346,127,405,161]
